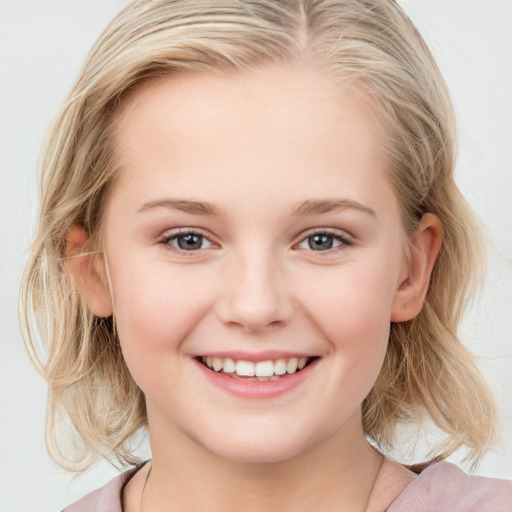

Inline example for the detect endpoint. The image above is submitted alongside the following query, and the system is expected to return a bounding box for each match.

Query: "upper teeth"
[202,356,309,377]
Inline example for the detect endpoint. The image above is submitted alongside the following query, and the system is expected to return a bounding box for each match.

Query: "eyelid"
[159,227,218,255]
[157,226,355,256]
[293,227,355,253]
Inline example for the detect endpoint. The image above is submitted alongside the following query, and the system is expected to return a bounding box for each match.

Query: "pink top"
[62,461,512,511]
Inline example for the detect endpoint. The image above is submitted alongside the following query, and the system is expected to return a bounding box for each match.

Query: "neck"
[142,410,384,512]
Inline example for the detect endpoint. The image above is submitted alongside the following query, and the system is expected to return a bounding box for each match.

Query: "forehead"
[115,63,383,150]
[109,63,395,219]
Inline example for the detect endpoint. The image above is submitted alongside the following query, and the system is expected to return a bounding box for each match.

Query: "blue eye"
[160,229,350,254]
[162,231,213,251]
[297,231,350,252]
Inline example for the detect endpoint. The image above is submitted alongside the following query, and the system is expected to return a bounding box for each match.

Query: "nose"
[215,249,294,334]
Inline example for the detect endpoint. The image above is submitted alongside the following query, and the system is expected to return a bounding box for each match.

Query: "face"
[102,63,411,463]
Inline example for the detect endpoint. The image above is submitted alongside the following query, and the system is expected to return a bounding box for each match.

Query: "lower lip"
[195,358,319,399]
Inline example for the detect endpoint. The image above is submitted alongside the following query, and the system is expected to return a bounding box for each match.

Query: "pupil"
[178,234,202,250]
[309,234,333,250]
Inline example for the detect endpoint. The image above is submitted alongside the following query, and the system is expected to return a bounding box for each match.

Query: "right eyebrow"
[290,198,376,217]
[137,199,223,216]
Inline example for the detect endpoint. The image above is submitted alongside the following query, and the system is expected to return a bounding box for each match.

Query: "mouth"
[197,355,319,382]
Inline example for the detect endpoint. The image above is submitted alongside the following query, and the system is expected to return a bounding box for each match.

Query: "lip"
[194,350,316,362]
[194,356,319,399]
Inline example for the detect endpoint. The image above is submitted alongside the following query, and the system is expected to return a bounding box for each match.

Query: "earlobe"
[391,213,443,322]
[66,225,113,318]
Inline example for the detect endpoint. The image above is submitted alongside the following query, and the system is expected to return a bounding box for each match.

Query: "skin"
[68,62,442,511]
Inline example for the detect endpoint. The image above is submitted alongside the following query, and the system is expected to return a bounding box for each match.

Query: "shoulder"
[61,465,144,512]
[387,461,512,512]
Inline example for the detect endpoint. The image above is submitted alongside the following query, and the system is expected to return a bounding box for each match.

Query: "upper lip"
[194,350,318,362]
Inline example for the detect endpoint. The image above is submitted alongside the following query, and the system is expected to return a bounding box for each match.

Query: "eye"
[161,230,213,251]
[296,230,352,252]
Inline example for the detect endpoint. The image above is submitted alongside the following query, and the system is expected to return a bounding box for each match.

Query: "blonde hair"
[21,0,496,471]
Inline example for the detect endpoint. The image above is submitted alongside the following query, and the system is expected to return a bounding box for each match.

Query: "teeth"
[274,359,287,375]
[286,358,298,374]
[223,358,236,373]
[235,360,255,377]
[255,360,274,377]
[202,356,312,378]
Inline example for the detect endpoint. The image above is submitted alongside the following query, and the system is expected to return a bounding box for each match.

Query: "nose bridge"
[216,243,293,332]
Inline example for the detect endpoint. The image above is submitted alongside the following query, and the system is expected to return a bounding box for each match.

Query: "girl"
[20,0,512,510]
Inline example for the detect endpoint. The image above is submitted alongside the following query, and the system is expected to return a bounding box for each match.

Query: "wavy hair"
[21,0,496,470]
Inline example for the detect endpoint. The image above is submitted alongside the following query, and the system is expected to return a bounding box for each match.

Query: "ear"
[391,213,443,322]
[66,225,113,318]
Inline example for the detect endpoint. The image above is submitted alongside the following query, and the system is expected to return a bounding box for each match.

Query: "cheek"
[297,257,397,357]
[294,260,397,417]
[109,256,214,370]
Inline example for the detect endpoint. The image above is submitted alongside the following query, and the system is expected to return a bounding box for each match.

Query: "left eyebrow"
[137,199,223,216]
[290,199,376,217]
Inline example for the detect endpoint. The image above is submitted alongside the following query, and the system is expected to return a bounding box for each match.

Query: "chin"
[195,423,316,465]
[212,441,305,465]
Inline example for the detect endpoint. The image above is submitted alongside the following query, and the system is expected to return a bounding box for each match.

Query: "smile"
[195,354,320,398]
[199,356,315,381]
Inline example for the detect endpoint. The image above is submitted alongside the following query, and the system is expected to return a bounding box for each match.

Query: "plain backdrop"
[1,1,511,510]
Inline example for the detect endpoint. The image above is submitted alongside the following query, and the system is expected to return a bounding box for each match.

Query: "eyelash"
[159,228,353,256]
[295,228,353,255]
[159,228,214,256]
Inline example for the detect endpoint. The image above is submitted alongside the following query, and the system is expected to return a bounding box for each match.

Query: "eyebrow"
[290,199,376,217]
[137,199,223,216]
[137,197,376,217]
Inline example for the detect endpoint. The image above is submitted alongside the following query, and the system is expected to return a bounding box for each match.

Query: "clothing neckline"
[120,459,439,512]
[383,461,441,511]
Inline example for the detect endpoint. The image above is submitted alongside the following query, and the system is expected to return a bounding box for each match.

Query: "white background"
[0,1,511,510]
